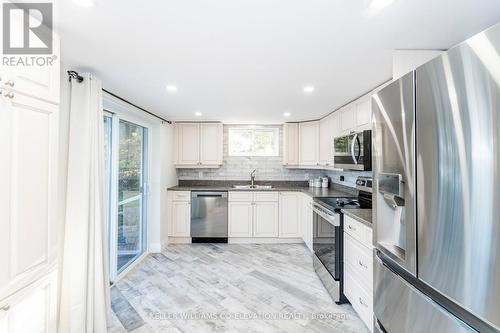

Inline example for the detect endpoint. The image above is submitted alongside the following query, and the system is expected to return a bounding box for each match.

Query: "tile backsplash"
[176,124,371,188]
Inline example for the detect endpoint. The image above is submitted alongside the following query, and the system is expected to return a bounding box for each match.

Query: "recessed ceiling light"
[72,0,95,7]
[303,85,315,94]
[194,111,202,117]
[283,112,291,117]
[166,85,178,93]
[369,0,395,9]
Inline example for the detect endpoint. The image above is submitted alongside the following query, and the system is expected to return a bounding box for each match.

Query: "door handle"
[351,133,358,165]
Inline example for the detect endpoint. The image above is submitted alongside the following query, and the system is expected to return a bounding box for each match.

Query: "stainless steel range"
[312,178,372,304]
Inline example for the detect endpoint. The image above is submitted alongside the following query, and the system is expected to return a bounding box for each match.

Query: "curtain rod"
[67,70,172,124]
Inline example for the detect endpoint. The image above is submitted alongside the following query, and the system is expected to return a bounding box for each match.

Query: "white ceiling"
[56,0,500,123]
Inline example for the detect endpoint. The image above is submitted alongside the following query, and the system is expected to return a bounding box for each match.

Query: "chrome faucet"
[250,169,256,187]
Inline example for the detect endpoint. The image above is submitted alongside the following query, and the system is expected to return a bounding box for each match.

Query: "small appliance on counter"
[311,176,372,304]
[321,177,329,188]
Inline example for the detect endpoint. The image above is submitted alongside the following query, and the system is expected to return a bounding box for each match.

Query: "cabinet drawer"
[344,233,373,289]
[172,191,191,202]
[254,192,279,202]
[344,262,373,332]
[229,191,254,202]
[344,215,372,245]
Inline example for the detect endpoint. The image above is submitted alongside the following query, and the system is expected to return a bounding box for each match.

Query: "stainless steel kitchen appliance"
[333,130,372,171]
[191,191,228,243]
[312,178,372,304]
[372,22,500,333]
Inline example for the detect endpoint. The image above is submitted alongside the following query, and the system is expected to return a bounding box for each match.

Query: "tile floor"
[108,243,369,333]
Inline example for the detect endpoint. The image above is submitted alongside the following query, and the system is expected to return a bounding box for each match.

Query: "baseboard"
[228,237,304,244]
[149,243,162,253]
[167,237,192,244]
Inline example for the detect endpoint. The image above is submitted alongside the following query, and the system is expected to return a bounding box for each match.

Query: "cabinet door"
[228,202,253,237]
[301,195,313,251]
[175,123,200,165]
[279,193,301,237]
[1,36,60,104]
[0,271,57,333]
[253,202,279,237]
[319,115,334,166]
[340,105,356,134]
[298,121,319,166]
[200,123,223,165]
[0,93,58,301]
[171,201,191,237]
[356,98,371,131]
[283,123,299,166]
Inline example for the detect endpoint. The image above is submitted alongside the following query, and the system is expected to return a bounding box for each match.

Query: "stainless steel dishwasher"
[191,191,228,243]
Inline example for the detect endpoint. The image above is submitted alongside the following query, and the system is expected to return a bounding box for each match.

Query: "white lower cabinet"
[301,194,313,251]
[0,270,57,333]
[253,202,279,237]
[169,191,191,237]
[279,192,301,238]
[228,202,253,237]
[343,215,374,332]
[228,192,279,238]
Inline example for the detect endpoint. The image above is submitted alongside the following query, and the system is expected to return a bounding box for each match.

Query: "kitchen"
[1,1,500,333]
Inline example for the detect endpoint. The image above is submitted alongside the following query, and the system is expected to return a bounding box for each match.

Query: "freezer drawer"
[374,252,476,333]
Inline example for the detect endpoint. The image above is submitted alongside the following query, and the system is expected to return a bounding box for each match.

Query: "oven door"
[312,203,341,280]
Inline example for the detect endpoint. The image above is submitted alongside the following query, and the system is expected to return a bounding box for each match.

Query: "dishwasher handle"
[191,192,228,198]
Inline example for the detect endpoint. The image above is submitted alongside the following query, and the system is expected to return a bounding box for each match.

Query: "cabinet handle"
[348,225,356,231]
[359,297,368,308]
[4,80,14,87]
[0,305,10,311]
[4,91,14,99]
[358,260,367,269]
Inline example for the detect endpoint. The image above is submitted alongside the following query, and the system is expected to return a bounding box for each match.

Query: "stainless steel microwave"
[333,130,372,171]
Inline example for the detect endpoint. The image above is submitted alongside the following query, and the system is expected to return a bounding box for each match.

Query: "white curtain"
[59,73,110,333]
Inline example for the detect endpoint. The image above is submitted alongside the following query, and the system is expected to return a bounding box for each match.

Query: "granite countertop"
[168,181,357,199]
[341,208,372,228]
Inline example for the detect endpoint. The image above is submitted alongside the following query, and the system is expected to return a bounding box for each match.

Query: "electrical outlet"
[198,171,203,178]
[304,173,309,180]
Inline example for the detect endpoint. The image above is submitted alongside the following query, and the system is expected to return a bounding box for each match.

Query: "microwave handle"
[355,135,361,163]
[351,133,358,165]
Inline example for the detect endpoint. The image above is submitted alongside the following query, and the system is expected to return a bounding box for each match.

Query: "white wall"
[393,49,444,79]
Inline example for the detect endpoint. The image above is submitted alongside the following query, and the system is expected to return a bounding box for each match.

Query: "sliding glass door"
[116,120,148,272]
[105,114,149,281]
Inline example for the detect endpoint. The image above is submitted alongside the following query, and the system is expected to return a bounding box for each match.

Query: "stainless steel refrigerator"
[372,23,500,333]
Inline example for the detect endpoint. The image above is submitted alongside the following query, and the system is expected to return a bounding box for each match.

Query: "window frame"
[227,126,280,157]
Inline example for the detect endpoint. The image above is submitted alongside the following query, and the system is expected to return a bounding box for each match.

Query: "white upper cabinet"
[175,122,223,167]
[340,105,356,135]
[298,121,319,166]
[200,123,223,165]
[355,98,371,131]
[283,123,299,166]
[319,114,335,166]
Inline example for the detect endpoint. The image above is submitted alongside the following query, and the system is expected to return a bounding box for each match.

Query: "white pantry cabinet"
[343,215,374,332]
[175,122,223,167]
[0,36,60,332]
[279,192,301,238]
[283,123,299,166]
[169,191,191,237]
[298,121,320,166]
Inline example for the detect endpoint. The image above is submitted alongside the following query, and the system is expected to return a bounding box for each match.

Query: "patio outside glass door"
[105,115,149,281]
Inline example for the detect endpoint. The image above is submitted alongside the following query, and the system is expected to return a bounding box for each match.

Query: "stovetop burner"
[314,197,360,212]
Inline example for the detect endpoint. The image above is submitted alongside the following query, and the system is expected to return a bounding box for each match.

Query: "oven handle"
[312,202,340,226]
